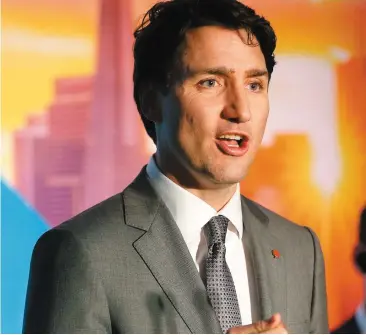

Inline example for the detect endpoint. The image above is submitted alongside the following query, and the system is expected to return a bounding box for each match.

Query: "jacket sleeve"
[305,227,329,334]
[23,228,111,333]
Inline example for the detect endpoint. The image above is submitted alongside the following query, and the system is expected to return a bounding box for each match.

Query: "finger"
[252,319,275,334]
[227,316,280,334]
[261,326,288,334]
[226,314,284,334]
[267,313,282,328]
[227,321,267,334]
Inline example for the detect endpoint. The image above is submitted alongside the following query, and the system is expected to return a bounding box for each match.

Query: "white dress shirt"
[146,156,257,326]
[355,304,366,333]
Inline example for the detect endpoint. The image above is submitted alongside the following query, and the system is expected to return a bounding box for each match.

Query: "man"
[23,0,328,333]
[332,207,366,334]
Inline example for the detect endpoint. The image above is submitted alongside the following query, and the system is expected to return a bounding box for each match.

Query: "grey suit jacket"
[23,167,329,333]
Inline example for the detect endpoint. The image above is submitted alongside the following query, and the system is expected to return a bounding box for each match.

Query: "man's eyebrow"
[245,69,269,78]
[186,66,235,77]
[186,66,268,78]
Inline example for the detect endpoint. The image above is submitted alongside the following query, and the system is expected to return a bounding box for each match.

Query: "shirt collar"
[146,156,243,243]
[355,303,366,333]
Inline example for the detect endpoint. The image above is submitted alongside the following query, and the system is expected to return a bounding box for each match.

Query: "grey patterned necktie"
[204,215,242,333]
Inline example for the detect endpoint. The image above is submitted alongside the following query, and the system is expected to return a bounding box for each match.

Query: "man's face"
[156,26,270,187]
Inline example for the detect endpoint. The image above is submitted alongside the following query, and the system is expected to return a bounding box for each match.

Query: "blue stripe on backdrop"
[1,181,49,334]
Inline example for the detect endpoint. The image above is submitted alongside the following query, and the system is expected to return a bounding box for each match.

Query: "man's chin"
[209,169,248,186]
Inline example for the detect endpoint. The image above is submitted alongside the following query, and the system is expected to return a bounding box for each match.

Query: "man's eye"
[248,82,263,91]
[199,79,218,88]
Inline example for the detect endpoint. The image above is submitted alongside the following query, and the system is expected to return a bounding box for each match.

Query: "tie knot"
[204,215,229,246]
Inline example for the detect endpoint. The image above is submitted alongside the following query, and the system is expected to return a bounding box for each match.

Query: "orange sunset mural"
[2,0,366,333]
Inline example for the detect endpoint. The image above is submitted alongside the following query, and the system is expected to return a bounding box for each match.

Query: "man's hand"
[227,313,288,334]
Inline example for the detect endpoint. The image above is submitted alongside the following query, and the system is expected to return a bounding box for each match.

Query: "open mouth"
[215,133,250,156]
[217,134,248,148]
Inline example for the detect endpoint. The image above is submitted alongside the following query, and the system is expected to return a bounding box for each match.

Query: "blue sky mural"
[1,181,49,333]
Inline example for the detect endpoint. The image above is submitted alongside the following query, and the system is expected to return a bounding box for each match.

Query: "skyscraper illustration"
[83,0,150,209]
[14,77,93,226]
[14,114,48,207]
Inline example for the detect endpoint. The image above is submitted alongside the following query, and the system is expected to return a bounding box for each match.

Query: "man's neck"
[154,155,238,211]
[180,183,238,212]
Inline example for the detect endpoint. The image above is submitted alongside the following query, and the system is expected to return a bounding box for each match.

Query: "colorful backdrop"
[2,0,366,333]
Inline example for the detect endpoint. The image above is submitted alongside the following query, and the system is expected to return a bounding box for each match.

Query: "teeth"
[219,134,243,140]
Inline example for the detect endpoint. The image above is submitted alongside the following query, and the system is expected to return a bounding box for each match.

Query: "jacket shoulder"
[242,196,320,251]
[243,196,306,232]
[36,192,133,251]
[57,193,124,235]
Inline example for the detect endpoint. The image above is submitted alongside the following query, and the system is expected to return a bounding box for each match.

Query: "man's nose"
[222,87,251,123]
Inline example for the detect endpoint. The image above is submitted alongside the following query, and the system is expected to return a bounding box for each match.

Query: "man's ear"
[354,244,366,273]
[139,86,162,123]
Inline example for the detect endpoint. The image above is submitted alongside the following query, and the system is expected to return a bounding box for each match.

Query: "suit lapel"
[241,197,287,325]
[123,168,221,334]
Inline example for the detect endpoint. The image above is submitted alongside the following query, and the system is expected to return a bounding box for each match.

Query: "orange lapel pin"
[272,249,280,259]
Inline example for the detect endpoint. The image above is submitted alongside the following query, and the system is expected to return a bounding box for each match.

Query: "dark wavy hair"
[133,0,277,144]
